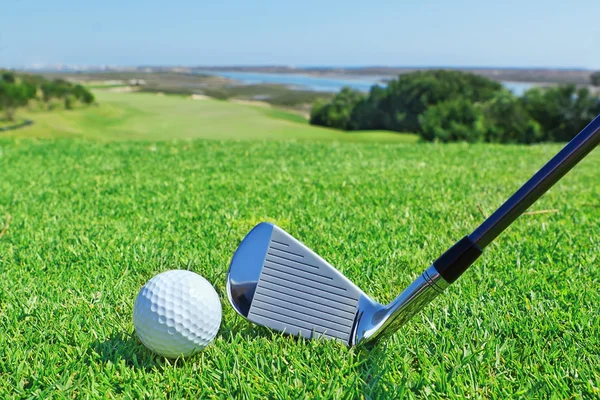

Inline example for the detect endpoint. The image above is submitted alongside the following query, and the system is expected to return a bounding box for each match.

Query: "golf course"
[4,91,417,143]
[1,90,599,398]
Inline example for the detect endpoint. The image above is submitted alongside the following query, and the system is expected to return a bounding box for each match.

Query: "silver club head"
[226,223,449,346]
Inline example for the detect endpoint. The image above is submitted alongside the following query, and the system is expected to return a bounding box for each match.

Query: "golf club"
[227,114,600,346]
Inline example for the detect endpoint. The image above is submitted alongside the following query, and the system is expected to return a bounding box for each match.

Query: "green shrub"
[0,73,96,116]
[482,91,542,144]
[312,70,504,133]
[376,70,503,133]
[521,85,600,142]
[347,85,388,130]
[0,81,32,121]
[64,95,74,110]
[73,84,95,104]
[309,87,364,130]
[311,69,599,144]
[419,98,487,143]
[0,71,16,84]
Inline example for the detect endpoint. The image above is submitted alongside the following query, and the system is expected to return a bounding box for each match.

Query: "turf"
[0,137,598,399]
[5,91,416,143]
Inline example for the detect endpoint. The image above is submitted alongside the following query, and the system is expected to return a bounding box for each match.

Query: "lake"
[199,70,537,96]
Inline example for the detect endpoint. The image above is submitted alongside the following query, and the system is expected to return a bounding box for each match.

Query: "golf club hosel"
[355,265,449,345]
[432,236,482,283]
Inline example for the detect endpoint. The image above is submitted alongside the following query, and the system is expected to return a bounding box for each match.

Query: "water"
[202,70,382,92]
[199,70,537,96]
[501,81,537,96]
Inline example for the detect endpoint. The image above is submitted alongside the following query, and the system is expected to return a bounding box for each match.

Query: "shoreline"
[193,66,595,85]
[30,65,596,86]
[197,71,600,96]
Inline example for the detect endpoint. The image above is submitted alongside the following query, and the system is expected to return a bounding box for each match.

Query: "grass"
[185,84,334,107]
[45,71,334,108]
[85,84,130,89]
[0,118,33,132]
[0,119,13,129]
[5,91,416,143]
[0,135,598,398]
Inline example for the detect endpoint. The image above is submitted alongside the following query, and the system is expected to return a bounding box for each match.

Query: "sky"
[1,0,599,69]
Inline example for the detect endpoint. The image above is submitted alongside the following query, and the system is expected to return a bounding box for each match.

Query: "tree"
[559,86,600,141]
[1,71,16,84]
[0,73,95,120]
[521,85,600,142]
[20,73,45,86]
[311,70,504,133]
[52,79,72,99]
[64,94,74,110]
[73,84,95,104]
[309,87,364,130]
[590,71,600,87]
[347,85,388,130]
[41,81,56,104]
[309,98,329,126]
[41,81,69,108]
[482,91,542,143]
[418,98,487,143]
[376,70,503,133]
[21,81,37,102]
[0,82,29,121]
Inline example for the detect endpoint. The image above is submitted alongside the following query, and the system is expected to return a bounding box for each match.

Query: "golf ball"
[133,269,222,358]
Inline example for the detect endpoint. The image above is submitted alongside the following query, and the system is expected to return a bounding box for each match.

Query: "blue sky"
[1,0,599,69]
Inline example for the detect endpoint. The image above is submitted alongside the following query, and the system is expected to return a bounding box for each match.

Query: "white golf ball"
[133,269,222,358]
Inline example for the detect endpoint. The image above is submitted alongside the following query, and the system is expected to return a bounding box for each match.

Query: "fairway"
[1,137,598,398]
[5,90,417,143]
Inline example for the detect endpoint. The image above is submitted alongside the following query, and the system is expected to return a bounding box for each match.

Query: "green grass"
[5,91,416,143]
[259,107,309,124]
[0,118,23,128]
[187,84,334,107]
[85,84,129,89]
[47,70,334,108]
[0,118,33,132]
[0,137,598,398]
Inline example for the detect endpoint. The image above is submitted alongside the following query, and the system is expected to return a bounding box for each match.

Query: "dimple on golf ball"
[133,269,222,358]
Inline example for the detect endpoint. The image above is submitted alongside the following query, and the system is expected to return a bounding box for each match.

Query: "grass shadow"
[89,331,173,372]
[354,344,391,397]
[0,118,33,132]
[218,320,295,343]
[223,319,395,396]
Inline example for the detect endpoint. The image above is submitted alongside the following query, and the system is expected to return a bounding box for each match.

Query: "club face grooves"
[237,224,362,343]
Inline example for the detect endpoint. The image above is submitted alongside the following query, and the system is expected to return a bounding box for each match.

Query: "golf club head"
[226,223,449,346]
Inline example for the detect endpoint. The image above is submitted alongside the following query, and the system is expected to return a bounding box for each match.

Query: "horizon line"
[10,64,595,72]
